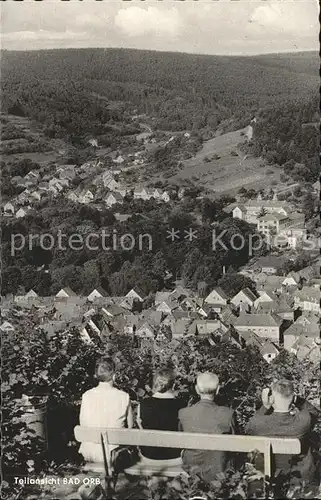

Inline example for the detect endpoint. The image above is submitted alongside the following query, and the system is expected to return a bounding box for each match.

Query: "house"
[194,320,222,335]
[283,316,319,351]
[255,298,294,322]
[114,213,132,223]
[87,287,108,302]
[16,206,32,218]
[126,289,144,302]
[49,178,65,193]
[257,213,290,236]
[237,329,265,350]
[231,288,257,311]
[255,275,285,294]
[290,336,320,363]
[79,190,94,204]
[294,286,320,312]
[114,185,127,197]
[55,287,77,299]
[233,199,291,224]
[67,192,80,203]
[119,296,137,311]
[87,319,101,337]
[30,191,42,202]
[3,202,15,215]
[136,322,155,339]
[155,291,172,305]
[80,327,92,343]
[282,275,299,288]
[25,289,38,299]
[260,342,280,364]
[204,288,228,310]
[103,175,119,191]
[161,191,170,203]
[254,256,288,275]
[156,300,178,314]
[0,321,15,332]
[253,291,274,308]
[234,313,284,342]
[105,192,123,207]
[134,187,149,200]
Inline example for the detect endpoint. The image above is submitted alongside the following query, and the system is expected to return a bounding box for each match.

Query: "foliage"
[2,322,320,499]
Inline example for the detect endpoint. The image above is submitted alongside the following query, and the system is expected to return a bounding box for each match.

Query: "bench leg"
[263,442,272,498]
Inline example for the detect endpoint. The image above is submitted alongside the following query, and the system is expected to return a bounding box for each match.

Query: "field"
[171,128,281,195]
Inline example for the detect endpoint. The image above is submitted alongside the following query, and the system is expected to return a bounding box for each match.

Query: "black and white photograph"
[1,1,320,499]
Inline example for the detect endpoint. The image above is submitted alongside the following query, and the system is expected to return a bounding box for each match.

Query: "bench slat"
[74,426,300,454]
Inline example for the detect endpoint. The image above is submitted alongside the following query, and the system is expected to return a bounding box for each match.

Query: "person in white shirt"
[79,356,133,463]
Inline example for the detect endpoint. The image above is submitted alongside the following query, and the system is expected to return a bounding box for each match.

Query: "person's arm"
[294,396,320,424]
[127,399,134,429]
[230,411,238,434]
[79,394,90,426]
[136,403,143,429]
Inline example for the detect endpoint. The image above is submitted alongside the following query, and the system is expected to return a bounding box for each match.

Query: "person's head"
[153,368,175,394]
[271,378,295,412]
[95,356,115,383]
[196,372,219,400]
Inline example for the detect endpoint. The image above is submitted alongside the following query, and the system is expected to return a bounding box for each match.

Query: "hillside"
[1,49,318,136]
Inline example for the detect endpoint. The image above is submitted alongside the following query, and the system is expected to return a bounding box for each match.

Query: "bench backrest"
[75,426,300,454]
[74,426,300,478]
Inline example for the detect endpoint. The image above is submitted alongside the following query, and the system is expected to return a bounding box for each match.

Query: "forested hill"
[1,49,319,135]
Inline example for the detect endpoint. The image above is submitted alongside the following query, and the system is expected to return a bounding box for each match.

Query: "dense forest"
[1,49,319,138]
[247,97,319,182]
[2,194,266,297]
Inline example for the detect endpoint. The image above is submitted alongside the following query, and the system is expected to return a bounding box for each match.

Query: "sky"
[0,1,319,55]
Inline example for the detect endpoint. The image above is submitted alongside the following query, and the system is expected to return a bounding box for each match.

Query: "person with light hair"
[79,356,133,463]
[246,378,317,486]
[178,371,236,482]
[137,368,185,463]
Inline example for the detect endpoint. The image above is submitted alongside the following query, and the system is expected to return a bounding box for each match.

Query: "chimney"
[223,266,226,275]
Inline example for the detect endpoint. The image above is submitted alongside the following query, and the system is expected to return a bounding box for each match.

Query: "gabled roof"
[205,287,229,302]
[245,200,289,208]
[56,287,77,297]
[155,291,172,304]
[260,341,280,356]
[284,318,319,338]
[255,256,288,269]
[258,213,288,222]
[238,329,265,348]
[233,288,257,302]
[235,313,283,328]
[294,286,320,301]
[88,287,108,298]
[107,191,123,202]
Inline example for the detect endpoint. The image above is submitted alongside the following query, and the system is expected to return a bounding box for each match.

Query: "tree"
[303,192,316,220]
[217,273,256,296]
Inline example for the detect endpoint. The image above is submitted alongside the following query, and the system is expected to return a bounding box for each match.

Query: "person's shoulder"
[81,386,97,399]
[113,386,130,400]
[179,403,194,417]
[217,404,234,417]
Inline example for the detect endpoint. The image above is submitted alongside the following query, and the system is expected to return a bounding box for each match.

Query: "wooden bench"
[74,426,300,481]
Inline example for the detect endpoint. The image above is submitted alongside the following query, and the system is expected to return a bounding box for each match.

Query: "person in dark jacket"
[246,379,317,484]
[178,372,236,482]
[137,368,184,462]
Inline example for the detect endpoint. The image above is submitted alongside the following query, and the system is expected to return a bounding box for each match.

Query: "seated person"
[178,372,236,482]
[137,368,184,462]
[79,356,133,463]
[246,378,316,484]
